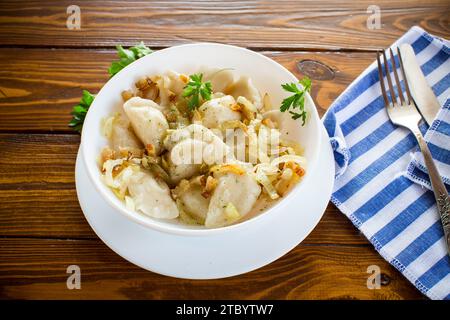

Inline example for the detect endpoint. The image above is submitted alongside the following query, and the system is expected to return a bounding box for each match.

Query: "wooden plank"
[0,1,448,49]
[0,238,425,299]
[0,133,366,244]
[0,48,376,131]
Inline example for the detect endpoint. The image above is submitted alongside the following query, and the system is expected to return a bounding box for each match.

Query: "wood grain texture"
[0,238,425,300]
[0,48,375,131]
[0,1,448,50]
[0,133,365,244]
[1,0,445,300]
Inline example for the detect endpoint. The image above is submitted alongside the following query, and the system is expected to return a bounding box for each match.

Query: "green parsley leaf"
[280,77,311,125]
[182,73,213,110]
[69,42,153,133]
[68,90,96,133]
[129,42,153,58]
[108,42,153,77]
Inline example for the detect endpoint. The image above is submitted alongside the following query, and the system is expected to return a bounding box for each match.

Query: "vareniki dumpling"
[154,70,187,106]
[201,68,262,110]
[202,68,235,93]
[165,138,204,184]
[225,76,262,110]
[164,124,235,183]
[109,114,143,157]
[176,180,210,223]
[205,172,261,228]
[123,97,169,155]
[164,124,216,149]
[199,95,241,129]
[164,124,233,161]
[127,170,179,219]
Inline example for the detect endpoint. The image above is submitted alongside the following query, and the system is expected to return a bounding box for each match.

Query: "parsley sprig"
[182,73,212,110]
[280,77,311,125]
[69,42,153,132]
[68,90,96,133]
[108,42,153,77]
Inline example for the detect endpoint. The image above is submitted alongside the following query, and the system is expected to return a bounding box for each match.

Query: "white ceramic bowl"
[81,43,322,236]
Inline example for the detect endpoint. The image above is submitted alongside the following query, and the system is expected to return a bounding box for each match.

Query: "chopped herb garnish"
[182,73,212,110]
[280,77,311,125]
[68,90,96,133]
[108,42,153,77]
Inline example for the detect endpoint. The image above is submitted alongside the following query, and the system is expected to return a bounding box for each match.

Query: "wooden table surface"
[0,0,449,300]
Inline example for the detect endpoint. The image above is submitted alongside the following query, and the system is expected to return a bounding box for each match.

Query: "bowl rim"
[81,42,322,236]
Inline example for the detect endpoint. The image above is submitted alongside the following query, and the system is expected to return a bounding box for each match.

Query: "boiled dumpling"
[202,68,262,110]
[179,186,209,222]
[175,179,210,223]
[164,124,235,183]
[123,97,169,155]
[164,123,211,150]
[198,95,241,129]
[225,76,262,110]
[164,124,232,158]
[107,114,143,157]
[127,170,179,219]
[123,95,165,111]
[205,171,261,228]
[166,138,204,184]
[201,68,235,93]
[154,70,188,106]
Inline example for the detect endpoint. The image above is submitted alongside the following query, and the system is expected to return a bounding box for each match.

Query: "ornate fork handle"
[412,126,450,255]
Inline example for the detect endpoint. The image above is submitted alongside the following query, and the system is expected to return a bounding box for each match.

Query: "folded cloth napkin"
[323,26,449,300]
[406,101,450,191]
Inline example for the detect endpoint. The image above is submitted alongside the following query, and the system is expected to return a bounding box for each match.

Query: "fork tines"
[376,48,414,108]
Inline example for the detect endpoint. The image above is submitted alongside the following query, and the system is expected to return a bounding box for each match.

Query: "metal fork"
[377,48,450,255]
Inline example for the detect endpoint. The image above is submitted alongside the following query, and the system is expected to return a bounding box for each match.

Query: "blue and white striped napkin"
[406,101,450,191]
[323,26,450,300]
